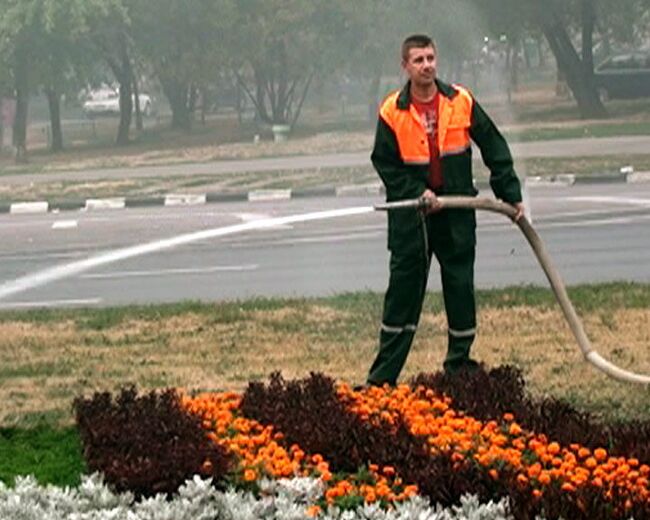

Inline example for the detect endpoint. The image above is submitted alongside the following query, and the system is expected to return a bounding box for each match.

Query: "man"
[367,34,524,386]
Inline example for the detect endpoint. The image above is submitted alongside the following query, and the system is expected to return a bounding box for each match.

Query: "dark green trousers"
[367,210,477,386]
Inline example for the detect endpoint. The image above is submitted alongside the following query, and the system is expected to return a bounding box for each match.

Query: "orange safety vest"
[379,85,473,165]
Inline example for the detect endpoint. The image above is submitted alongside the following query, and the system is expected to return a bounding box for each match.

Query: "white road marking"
[0,298,102,309]
[565,196,650,206]
[81,264,259,279]
[234,212,293,229]
[268,231,382,246]
[535,213,650,229]
[52,220,78,230]
[0,251,85,261]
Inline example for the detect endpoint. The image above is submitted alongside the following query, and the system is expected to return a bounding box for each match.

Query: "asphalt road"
[2,135,650,185]
[0,182,648,309]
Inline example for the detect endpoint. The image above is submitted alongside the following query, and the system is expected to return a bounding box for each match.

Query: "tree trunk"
[536,4,606,119]
[367,65,382,123]
[289,71,314,130]
[253,69,272,124]
[235,80,244,125]
[117,78,133,145]
[199,86,207,126]
[13,50,29,163]
[108,40,134,146]
[581,0,595,76]
[188,84,198,124]
[45,87,63,152]
[133,75,143,131]
[161,78,192,130]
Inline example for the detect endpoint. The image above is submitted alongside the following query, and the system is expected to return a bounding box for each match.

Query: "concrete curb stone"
[3,171,648,215]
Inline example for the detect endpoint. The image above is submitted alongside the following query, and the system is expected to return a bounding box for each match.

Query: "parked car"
[594,51,650,101]
[82,87,153,117]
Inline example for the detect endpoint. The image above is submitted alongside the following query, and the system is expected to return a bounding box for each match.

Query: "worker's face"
[403,45,437,88]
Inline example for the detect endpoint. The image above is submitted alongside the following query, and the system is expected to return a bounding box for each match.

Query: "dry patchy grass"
[1,294,649,427]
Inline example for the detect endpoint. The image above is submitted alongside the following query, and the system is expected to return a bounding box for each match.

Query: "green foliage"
[0,426,85,487]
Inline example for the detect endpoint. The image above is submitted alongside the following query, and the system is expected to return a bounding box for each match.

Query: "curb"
[2,171,648,215]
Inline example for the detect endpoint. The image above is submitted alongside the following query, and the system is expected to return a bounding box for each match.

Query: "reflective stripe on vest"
[379,85,473,164]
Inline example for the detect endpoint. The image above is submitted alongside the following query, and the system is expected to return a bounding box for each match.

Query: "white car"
[82,87,153,118]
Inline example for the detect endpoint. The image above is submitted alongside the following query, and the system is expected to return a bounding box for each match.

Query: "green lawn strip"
[0,426,85,487]
[507,120,650,142]
[0,281,647,327]
[323,282,650,314]
[518,154,650,178]
[509,96,650,124]
[2,150,650,203]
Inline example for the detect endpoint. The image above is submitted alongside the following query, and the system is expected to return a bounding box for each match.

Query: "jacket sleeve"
[371,115,427,201]
[469,99,522,204]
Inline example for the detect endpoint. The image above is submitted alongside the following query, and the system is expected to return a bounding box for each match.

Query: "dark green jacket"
[372,79,522,252]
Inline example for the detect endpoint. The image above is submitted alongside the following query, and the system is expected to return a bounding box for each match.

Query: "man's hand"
[420,189,442,214]
[512,202,525,222]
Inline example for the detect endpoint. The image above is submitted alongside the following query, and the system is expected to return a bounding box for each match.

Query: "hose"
[375,196,650,385]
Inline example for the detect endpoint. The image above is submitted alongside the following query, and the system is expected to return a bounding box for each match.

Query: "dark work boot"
[443,335,478,374]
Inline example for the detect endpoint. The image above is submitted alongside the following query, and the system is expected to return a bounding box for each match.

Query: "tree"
[84,0,135,145]
[535,0,606,118]
[35,0,98,152]
[0,0,41,162]
[130,0,233,131]
[475,0,607,118]
[343,0,486,121]
[231,0,348,128]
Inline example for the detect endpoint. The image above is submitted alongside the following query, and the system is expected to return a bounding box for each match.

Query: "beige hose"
[375,196,650,385]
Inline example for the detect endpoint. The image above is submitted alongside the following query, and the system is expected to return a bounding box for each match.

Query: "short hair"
[401,34,437,62]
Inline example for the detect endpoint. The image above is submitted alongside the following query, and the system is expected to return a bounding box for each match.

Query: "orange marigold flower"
[527,462,542,479]
[594,448,608,462]
[561,482,576,492]
[382,465,395,476]
[243,469,257,482]
[306,505,322,517]
[578,447,591,459]
[538,472,551,486]
[503,413,515,422]
[509,423,523,436]
[547,442,561,456]
[364,489,377,503]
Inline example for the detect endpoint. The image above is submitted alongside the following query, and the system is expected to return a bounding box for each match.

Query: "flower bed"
[71,367,650,519]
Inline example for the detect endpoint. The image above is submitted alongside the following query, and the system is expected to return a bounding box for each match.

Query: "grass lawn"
[1,283,649,427]
[0,426,84,487]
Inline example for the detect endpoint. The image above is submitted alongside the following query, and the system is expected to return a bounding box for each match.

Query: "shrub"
[74,386,230,497]
[411,365,650,463]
